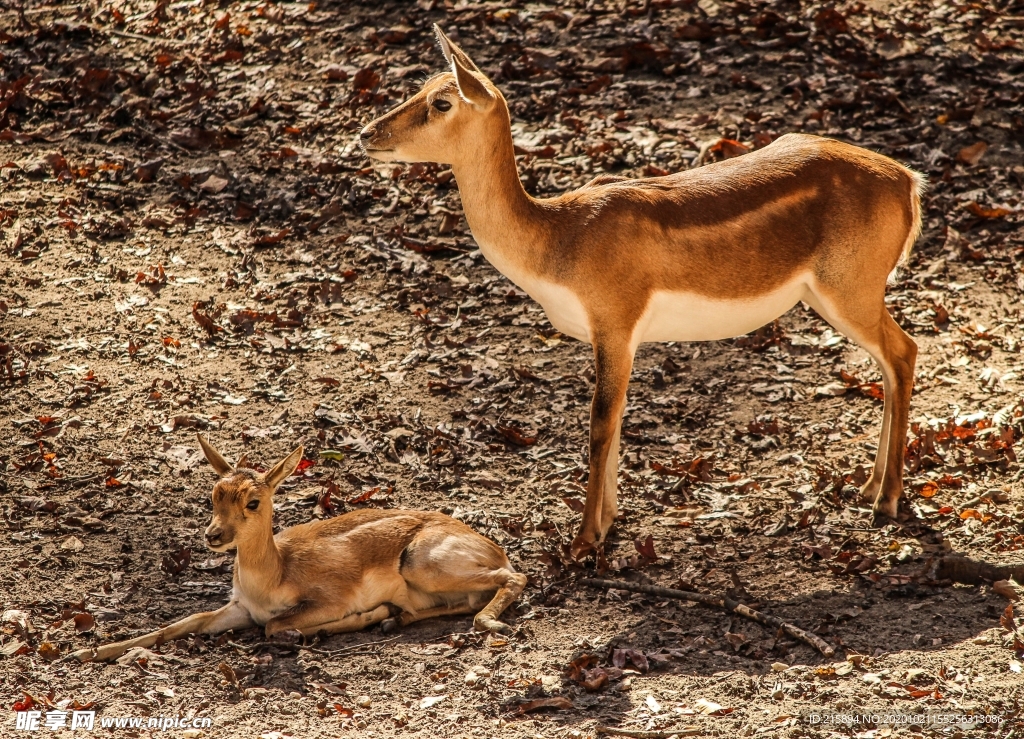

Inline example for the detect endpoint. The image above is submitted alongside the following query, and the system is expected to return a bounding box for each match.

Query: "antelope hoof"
[570,533,596,560]
[871,497,900,526]
[859,483,880,507]
[381,618,399,634]
[473,616,510,634]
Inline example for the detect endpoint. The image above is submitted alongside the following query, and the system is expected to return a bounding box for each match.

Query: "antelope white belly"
[637,274,811,344]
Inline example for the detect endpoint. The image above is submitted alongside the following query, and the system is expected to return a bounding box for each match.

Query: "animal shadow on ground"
[493,534,1020,730]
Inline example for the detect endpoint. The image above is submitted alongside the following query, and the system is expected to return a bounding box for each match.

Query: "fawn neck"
[450,113,548,280]
[234,522,283,589]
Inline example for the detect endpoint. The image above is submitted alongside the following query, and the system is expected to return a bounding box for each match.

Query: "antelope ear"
[197,434,234,477]
[433,24,492,106]
[264,446,304,491]
[433,24,481,73]
[451,52,493,107]
[434,23,454,66]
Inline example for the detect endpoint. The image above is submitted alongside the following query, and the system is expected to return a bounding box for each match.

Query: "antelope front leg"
[70,601,254,663]
[571,336,635,559]
[264,604,392,637]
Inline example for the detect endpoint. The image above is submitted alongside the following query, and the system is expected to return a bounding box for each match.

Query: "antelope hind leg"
[842,313,916,522]
[807,287,917,524]
[869,313,917,521]
[70,601,254,663]
[391,571,526,634]
[397,537,527,633]
[858,379,893,508]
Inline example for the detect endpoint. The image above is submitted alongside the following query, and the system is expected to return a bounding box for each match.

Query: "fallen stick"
[78,22,188,45]
[933,555,1024,585]
[580,577,835,657]
[302,635,400,656]
[596,726,699,738]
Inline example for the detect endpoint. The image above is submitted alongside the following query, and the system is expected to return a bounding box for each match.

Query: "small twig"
[301,635,401,656]
[581,577,835,657]
[81,22,187,45]
[0,3,85,15]
[57,473,105,486]
[303,647,382,658]
[597,726,700,738]
[538,575,573,602]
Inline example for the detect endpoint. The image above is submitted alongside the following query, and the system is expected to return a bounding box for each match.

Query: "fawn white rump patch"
[637,273,812,344]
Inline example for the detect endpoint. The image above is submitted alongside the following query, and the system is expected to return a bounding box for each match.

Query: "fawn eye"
[246,499,259,511]
[432,99,452,112]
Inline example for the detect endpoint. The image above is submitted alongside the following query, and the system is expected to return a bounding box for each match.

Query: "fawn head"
[359,25,504,165]
[197,435,303,552]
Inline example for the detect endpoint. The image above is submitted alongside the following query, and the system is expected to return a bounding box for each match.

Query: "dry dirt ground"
[2,0,1024,737]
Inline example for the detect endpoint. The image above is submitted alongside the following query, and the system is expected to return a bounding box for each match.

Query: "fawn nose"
[205,527,222,545]
[359,125,375,142]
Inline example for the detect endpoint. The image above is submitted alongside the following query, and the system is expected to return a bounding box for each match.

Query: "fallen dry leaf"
[518,696,573,713]
[957,141,988,165]
[994,580,1020,601]
[37,642,60,661]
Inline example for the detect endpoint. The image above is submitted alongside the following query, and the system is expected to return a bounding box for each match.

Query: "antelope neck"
[450,118,548,281]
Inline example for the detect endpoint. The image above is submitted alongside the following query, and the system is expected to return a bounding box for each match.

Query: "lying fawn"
[71,436,526,662]
[360,26,923,556]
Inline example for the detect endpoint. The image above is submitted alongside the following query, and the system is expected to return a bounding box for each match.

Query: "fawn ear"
[198,434,234,477]
[264,446,304,491]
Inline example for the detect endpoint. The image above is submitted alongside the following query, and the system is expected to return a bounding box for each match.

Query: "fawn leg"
[472,571,527,633]
[71,601,254,663]
[391,570,527,634]
[396,602,477,626]
[264,604,392,637]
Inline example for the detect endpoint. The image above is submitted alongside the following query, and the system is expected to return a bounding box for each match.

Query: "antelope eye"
[246,499,260,511]
[432,99,452,112]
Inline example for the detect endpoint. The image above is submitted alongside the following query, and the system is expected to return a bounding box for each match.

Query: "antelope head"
[197,435,303,552]
[359,25,503,165]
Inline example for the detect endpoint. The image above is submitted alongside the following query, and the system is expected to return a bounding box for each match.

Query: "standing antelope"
[360,26,923,557]
[71,436,526,662]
